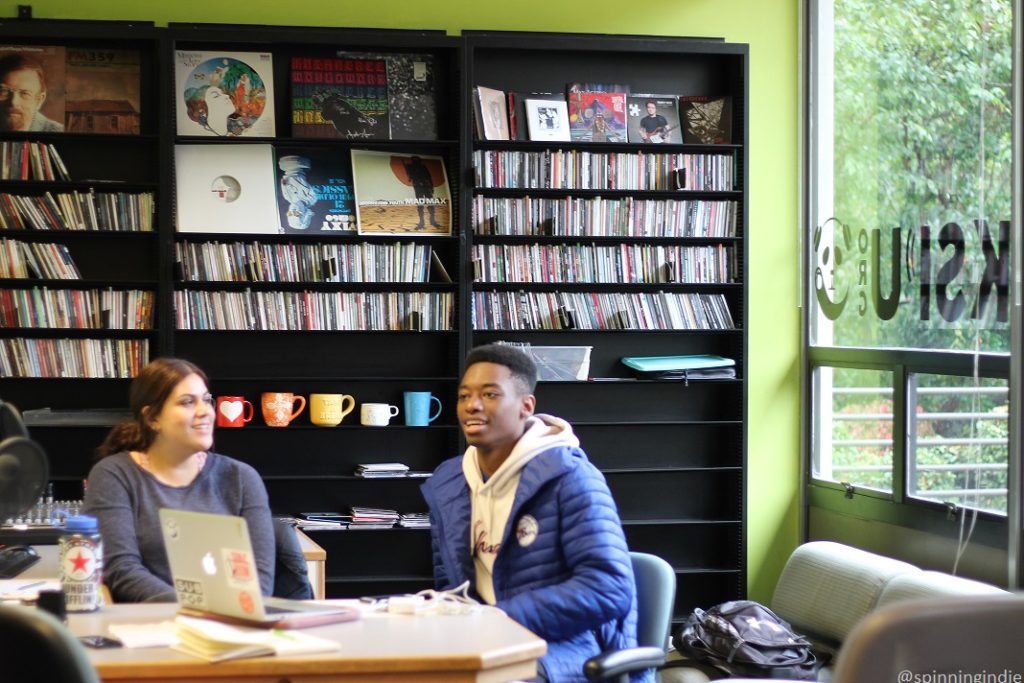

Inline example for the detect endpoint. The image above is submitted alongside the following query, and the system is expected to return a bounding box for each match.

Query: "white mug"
[361,402,399,426]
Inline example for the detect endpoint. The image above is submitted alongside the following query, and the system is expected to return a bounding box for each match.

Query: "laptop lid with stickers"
[159,508,358,628]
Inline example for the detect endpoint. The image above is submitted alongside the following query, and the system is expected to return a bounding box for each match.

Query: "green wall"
[8,0,802,601]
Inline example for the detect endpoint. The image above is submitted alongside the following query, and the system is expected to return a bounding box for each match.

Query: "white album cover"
[175,50,276,137]
[175,144,280,234]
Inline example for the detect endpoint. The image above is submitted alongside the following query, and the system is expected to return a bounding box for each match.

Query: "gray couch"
[662,540,1009,682]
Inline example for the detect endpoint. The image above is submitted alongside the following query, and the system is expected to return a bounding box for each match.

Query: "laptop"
[159,508,359,628]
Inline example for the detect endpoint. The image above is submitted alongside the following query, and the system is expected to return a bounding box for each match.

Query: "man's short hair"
[0,53,47,92]
[465,344,538,395]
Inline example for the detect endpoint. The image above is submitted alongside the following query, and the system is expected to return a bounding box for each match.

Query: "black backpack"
[672,600,820,680]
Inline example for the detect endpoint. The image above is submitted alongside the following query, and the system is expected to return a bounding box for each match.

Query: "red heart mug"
[216,396,254,428]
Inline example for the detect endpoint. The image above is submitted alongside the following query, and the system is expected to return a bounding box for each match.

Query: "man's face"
[0,68,46,132]
[457,362,535,457]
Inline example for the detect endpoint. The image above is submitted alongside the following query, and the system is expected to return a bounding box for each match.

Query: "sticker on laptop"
[174,577,207,608]
[238,589,256,614]
[223,548,258,587]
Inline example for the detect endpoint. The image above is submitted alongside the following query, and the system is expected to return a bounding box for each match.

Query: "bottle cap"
[64,514,98,533]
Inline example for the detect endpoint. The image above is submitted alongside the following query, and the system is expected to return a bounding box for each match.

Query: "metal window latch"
[842,482,855,499]
[945,502,959,521]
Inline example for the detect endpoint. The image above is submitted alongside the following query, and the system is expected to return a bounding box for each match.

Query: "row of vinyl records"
[470,243,735,284]
[175,241,435,284]
[0,288,155,330]
[1,239,80,279]
[470,291,735,331]
[0,141,71,182]
[0,191,155,231]
[174,290,454,331]
[0,338,149,379]
[472,150,736,192]
[474,197,738,238]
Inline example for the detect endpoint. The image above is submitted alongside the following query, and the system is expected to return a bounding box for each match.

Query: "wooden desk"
[69,603,545,682]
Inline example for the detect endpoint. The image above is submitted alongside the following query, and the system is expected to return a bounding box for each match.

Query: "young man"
[421,344,646,682]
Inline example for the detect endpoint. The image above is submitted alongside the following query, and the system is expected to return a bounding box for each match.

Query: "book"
[65,47,141,134]
[338,51,437,140]
[290,54,389,140]
[679,95,733,144]
[524,98,571,142]
[627,94,681,144]
[175,50,275,137]
[175,144,280,234]
[567,91,627,143]
[173,615,341,663]
[474,86,509,140]
[274,146,356,234]
[0,45,66,133]
[351,149,451,236]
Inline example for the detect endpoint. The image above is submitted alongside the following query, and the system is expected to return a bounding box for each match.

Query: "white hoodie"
[462,413,580,604]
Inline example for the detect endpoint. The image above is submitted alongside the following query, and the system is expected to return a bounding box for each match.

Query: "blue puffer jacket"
[421,445,650,683]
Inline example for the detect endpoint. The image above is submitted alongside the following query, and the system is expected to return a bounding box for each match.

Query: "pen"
[16,581,45,592]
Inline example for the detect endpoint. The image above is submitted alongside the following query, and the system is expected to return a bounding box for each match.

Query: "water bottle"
[59,514,103,612]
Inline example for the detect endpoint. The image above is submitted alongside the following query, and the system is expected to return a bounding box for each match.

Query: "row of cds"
[0,191,154,231]
[174,290,453,331]
[471,243,734,284]
[0,338,149,378]
[471,291,734,331]
[0,141,70,181]
[473,150,735,191]
[175,241,434,283]
[0,239,80,279]
[0,288,155,330]
[473,196,739,238]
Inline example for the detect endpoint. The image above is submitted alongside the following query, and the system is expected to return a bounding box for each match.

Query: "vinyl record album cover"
[679,95,733,145]
[627,94,680,144]
[176,51,275,137]
[290,54,389,140]
[567,91,627,143]
[275,146,355,234]
[0,45,66,133]
[65,48,141,134]
[351,149,450,236]
[175,144,279,233]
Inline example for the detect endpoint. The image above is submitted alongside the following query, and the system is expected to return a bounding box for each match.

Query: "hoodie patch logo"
[516,515,539,547]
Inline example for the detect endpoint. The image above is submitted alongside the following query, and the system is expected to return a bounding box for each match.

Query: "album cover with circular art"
[175,51,275,137]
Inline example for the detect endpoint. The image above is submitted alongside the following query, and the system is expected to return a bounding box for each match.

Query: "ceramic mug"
[403,391,442,427]
[216,396,254,428]
[310,393,355,427]
[360,402,399,427]
[261,392,306,427]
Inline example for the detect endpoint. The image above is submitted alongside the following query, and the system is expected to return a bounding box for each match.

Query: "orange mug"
[261,392,306,427]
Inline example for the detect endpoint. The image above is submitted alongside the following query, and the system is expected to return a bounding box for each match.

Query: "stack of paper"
[349,507,399,529]
[297,512,350,529]
[355,463,410,478]
[398,512,431,529]
[173,615,340,662]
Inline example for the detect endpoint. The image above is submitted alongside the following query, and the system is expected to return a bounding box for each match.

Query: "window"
[806,0,1016,549]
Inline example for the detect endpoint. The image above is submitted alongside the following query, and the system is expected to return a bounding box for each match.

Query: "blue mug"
[403,391,442,427]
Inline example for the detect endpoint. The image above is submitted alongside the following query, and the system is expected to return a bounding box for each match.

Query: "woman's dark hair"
[96,357,208,458]
[464,344,538,395]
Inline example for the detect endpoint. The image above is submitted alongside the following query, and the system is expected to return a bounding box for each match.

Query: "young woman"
[83,357,274,603]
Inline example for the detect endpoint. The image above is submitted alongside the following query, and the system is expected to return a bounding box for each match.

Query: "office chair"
[584,551,677,682]
[272,516,314,599]
[0,604,100,683]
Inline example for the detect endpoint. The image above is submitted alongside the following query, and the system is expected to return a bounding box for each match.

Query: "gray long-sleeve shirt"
[83,451,275,603]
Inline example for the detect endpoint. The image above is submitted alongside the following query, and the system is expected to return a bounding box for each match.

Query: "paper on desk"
[108,621,179,648]
[0,579,60,601]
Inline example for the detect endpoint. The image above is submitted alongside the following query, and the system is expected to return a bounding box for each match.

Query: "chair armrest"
[583,646,666,681]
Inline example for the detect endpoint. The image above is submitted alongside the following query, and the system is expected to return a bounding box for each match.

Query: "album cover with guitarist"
[627,95,680,144]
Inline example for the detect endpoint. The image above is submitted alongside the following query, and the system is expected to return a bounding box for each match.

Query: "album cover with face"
[175,144,280,234]
[175,50,275,138]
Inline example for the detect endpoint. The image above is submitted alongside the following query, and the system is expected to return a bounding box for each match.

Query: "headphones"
[0,400,48,521]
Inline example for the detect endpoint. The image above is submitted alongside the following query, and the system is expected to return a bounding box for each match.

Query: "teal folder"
[621,354,736,380]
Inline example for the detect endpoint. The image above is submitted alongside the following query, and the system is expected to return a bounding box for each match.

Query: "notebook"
[159,508,360,628]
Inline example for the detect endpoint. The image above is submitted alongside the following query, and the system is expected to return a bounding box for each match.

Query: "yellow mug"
[310,393,355,427]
